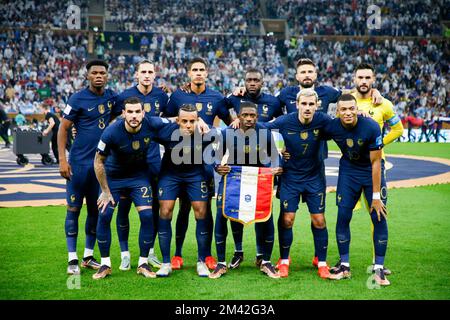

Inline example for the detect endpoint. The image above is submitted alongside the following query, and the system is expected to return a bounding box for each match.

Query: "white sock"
[341,262,350,267]
[374,264,384,270]
[101,257,111,267]
[121,251,130,259]
[149,248,154,255]
[281,259,290,265]
[68,252,78,262]
[318,261,327,267]
[219,261,227,266]
[235,250,243,253]
[262,260,270,265]
[83,248,94,258]
[162,263,171,268]
[138,256,148,267]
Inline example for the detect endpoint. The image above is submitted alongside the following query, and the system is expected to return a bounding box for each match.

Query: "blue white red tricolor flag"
[222,166,274,225]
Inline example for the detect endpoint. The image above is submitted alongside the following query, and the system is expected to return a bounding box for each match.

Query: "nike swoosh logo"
[200,232,208,235]
[287,132,296,135]
[119,145,128,149]
[88,107,95,111]
[290,101,296,104]
[240,99,247,103]
[158,232,167,235]
[67,232,77,236]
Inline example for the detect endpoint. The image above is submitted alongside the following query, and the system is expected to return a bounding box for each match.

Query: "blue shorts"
[66,164,99,207]
[158,171,209,202]
[109,175,153,207]
[336,162,387,208]
[279,174,326,214]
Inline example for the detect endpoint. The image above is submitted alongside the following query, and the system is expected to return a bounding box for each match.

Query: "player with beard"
[93,97,172,279]
[114,60,169,271]
[351,63,403,276]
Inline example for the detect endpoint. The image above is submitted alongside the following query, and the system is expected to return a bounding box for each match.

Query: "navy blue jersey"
[218,123,279,168]
[323,116,383,173]
[63,88,120,165]
[164,87,230,125]
[117,85,169,166]
[155,123,219,174]
[97,117,171,178]
[116,85,168,116]
[225,92,283,122]
[262,112,332,181]
[276,85,341,114]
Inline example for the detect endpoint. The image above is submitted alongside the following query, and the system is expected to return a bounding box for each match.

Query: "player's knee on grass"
[282,212,295,229]
[310,214,326,229]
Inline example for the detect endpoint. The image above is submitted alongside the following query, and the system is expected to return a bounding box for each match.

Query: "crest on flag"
[222,166,274,225]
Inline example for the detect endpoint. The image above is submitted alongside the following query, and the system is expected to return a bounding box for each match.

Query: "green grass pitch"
[0,142,449,300]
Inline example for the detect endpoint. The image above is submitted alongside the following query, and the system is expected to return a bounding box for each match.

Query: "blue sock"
[175,199,190,257]
[278,214,293,260]
[158,218,172,263]
[255,222,264,255]
[196,218,209,262]
[116,198,131,252]
[205,203,214,256]
[151,196,160,246]
[230,221,243,252]
[214,209,228,262]
[370,210,388,266]
[138,209,154,258]
[65,209,80,253]
[85,203,98,251]
[311,223,328,262]
[96,206,114,258]
[257,215,274,262]
[336,206,353,263]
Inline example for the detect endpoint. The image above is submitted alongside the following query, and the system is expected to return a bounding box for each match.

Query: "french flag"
[222,166,274,225]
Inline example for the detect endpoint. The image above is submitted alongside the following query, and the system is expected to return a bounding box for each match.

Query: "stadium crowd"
[0,0,88,29]
[105,0,261,34]
[267,0,448,36]
[1,29,448,123]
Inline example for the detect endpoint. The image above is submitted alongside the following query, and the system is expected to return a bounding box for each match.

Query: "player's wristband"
[372,192,381,200]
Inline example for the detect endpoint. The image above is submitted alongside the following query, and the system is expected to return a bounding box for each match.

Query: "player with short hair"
[156,104,220,277]
[164,57,233,271]
[352,63,403,275]
[209,102,282,279]
[92,97,172,279]
[114,59,169,271]
[323,94,390,286]
[224,68,283,269]
[58,60,120,275]
[259,89,332,278]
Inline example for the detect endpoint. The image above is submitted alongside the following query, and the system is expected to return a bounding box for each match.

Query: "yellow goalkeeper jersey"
[352,95,404,159]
